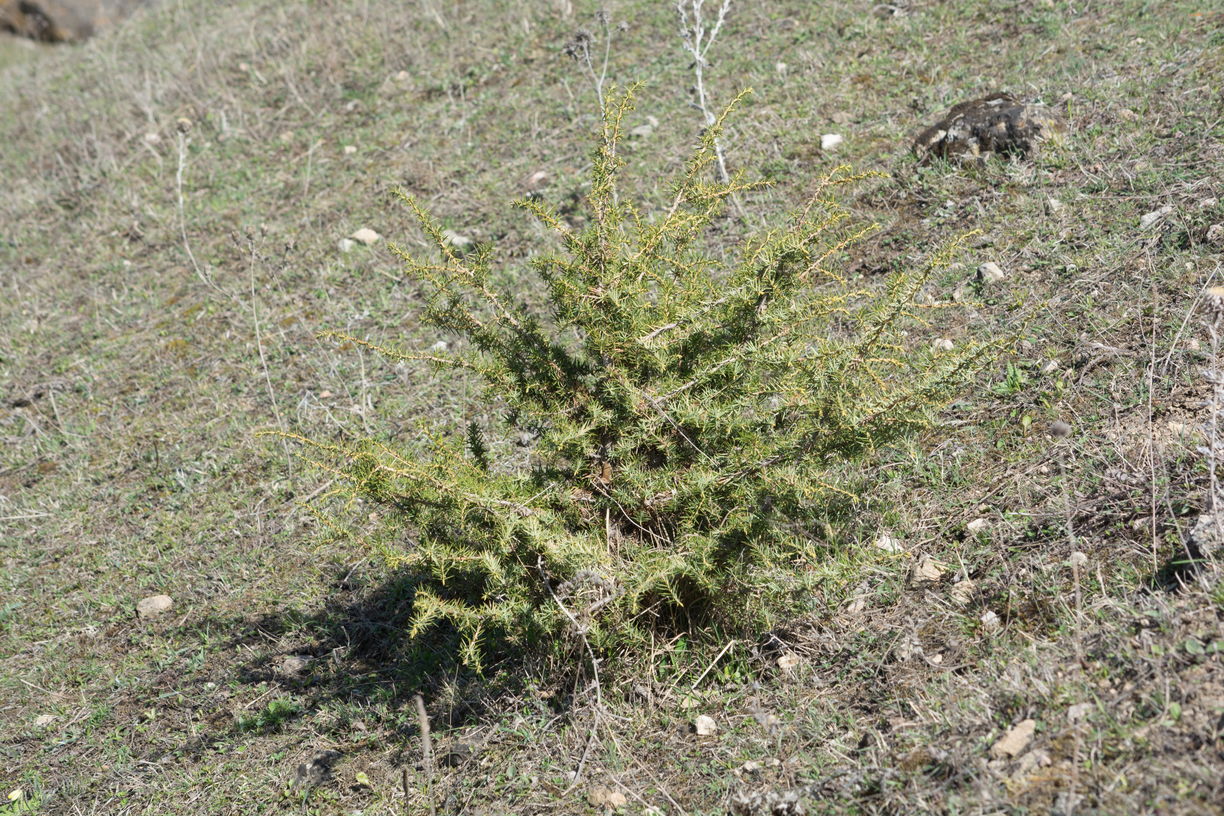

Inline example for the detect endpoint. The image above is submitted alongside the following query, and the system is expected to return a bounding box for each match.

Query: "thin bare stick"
[414,693,437,816]
[676,0,744,217]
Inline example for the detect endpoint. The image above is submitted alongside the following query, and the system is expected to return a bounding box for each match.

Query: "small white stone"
[1067,702,1093,722]
[966,518,989,535]
[343,145,357,155]
[874,532,903,553]
[932,337,955,352]
[349,228,381,245]
[33,714,56,728]
[136,594,174,618]
[977,262,1006,284]
[776,652,801,670]
[693,714,718,736]
[143,132,162,145]
[1040,359,1059,375]
[1187,338,1202,352]
[775,61,788,77]
[820,133,844,151]
[911,555,947,585]
[990,719,1036,759]
[429,340,449,353]
[1044,197,1064,215]
[949,579,976,606]
[1198,197,1218,209]
[1139,205,1174,230]
[526,170,549,189]
[441,230,472,250]
[1068,551,1088,568]
[980,610,1001,631]
[338,238,356,253]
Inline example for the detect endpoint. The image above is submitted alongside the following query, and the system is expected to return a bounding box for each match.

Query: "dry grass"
[1,0,1222,813]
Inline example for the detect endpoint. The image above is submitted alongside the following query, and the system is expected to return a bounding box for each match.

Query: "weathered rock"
[913,93,1065,165]
[990,718,1036,758]
[348,228,381,246]
[588,786,627,809]
[820,133,843,151]
[0,0,151,42]
[977,261,1006,284]
[693,714,718,736]
[136,594,173,618]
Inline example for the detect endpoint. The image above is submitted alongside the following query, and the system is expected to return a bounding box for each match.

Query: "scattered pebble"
[630,116,659,138]
[831,111,853,125]
[820,133,844,151]
[587,782,626,812]
[1139,204,1173,230]
[338,238,356,253]
[774,61,788,77]
[441,230,472,250]
[136,594,174,618]
[874,532,903,554]
[911,554,947,585]
[693,714,718,736]
[1067,702,1093,723]
[949,579,976,606]
[33,714,56,728]
[1044,197,1064,215]
[980,610,1001,631]
[343,145,357,155]
[1040,359,1059,375]
[932,337,955,352]
[966,518,990,535]
[526,170,549,189]
[977,262,1006,284]
[429,340,449,353]
[588,786,628,809]
[349,228,381,246]
[143,131,162,145]
[776,652,801,670]
[990,718,1036,759]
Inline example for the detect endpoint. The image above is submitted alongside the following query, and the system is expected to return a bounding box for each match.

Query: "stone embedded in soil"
[441,229,472,250]
[136,594,173,618]
[693,714,718,736]
[588,786,627,809]
[912,93,1065,165]
[349,228,381,245]
[966,517,990,535]
[1044,197,1065,215]
[338,238,356,253]
[977,262,1005,284]
[33,714,56,727]
[911,554,947,585]
[949,579,976,606]
[1067,702,1093,722]
[821,133,844,150]
[980,610,1001,631]
[1139,204,1174,230]
[990,718,1036,758]
[776,652,802,670]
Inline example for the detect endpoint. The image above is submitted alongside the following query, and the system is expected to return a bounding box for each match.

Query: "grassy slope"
[1,0,1222,813]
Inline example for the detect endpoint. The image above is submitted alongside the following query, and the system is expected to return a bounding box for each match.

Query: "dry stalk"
[675,0,744,217]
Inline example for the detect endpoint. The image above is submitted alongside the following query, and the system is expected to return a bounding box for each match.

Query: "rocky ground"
[1,0,1221,813]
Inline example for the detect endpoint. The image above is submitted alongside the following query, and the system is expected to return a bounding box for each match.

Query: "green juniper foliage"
[300,88,983,668]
